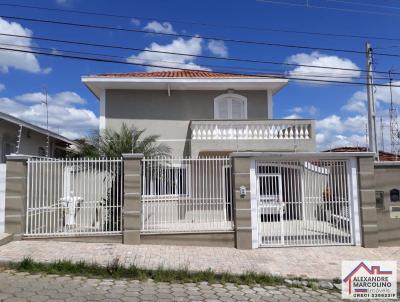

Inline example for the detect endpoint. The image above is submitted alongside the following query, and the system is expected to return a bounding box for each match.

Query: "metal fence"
[257,159,353,247]
[141,157,233,233]
[25,158,123,237]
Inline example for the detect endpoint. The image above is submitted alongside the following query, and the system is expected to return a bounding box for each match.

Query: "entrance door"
[257,173,284,246]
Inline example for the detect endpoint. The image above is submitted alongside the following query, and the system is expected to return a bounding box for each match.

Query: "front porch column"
[358,156,379,248]
[4,155,30,239]
[122,153,143,245]
[232,156,253,249]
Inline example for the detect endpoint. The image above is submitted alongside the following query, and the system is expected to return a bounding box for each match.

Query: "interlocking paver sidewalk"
[0,270,343,302]
[0,241,399,280]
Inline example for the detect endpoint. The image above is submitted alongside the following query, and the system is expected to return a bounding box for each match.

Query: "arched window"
[214,93,247,120]
[390,189,400,202]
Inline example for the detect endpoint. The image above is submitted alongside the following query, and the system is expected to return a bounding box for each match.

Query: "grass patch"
[5,257,287,286]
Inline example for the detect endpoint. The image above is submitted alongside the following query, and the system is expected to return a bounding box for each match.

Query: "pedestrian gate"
[25,158,123,237]
[256,160,354,247]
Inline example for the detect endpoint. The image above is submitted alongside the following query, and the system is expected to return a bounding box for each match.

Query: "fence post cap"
[122,153,144,159]
[6,154,33,161]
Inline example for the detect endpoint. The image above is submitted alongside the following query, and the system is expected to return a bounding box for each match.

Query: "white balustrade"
[191,121,312,140]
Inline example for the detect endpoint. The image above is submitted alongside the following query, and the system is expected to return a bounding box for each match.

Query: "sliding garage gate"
[257,160,354,247]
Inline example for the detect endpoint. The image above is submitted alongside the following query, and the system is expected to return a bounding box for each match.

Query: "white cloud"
[144,21,176,34]
[284,114,302,119]
[15,91,86,105]
[127,37,209,71]
[0,17,49,74]
[315,114,372,150]
[286,51,361,84]
[55,0,72,6]
[0,83,5,92]
[0,91,97,139]
[207,40,228,58]
[131,18,141,26]
[289,105,317,115]
[342,81,400,115]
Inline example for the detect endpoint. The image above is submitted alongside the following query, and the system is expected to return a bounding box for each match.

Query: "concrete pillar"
[358,156,379,248]
[4,155,30,239]
[232,157,252,249]
[122,153,143,244]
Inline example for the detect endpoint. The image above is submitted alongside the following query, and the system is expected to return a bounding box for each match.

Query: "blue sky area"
[1,0,400,150]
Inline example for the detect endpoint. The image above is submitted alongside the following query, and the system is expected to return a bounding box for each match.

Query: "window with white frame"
[214,93,247,119]
[143,165,189,196]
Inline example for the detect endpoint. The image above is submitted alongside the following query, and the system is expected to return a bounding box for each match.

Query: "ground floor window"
[143,166,188,196]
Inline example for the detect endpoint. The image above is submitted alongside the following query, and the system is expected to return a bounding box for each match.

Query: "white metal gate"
[25,158,123,237]
[257,160,354,247]
[141,157,233,233]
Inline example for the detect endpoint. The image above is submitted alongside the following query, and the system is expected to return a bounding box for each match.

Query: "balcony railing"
[191,120,314,141]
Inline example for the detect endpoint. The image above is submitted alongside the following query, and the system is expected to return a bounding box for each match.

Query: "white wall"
[0,164,5,233]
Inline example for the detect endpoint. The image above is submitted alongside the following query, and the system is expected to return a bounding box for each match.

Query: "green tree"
[68,123,170,158]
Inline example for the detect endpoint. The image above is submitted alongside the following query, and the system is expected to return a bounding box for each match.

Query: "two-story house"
[82,70,315,157]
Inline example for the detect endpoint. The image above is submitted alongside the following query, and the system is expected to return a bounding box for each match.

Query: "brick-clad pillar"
[358,156,379,248]
[232,156,252,249]
[122,153,143,245]
[4,155,30,238]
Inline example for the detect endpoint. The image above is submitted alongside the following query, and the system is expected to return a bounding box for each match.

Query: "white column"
[267,90,273,119]
[349,158,362,246]
[99,90,106,132]
[250,159,259,249]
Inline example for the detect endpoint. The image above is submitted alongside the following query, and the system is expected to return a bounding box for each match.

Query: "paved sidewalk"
[0,269,342,301]
[0,241,399,280]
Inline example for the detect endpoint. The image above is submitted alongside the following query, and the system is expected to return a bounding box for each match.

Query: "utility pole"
[388,70,400,157]
[366,42,378,160]
[380,115,385,152]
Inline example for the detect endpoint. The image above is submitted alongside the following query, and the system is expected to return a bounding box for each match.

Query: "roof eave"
[81,76,289,100]
[0,112,77,146]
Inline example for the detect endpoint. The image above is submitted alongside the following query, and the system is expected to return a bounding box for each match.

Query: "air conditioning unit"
[390,206,400,219]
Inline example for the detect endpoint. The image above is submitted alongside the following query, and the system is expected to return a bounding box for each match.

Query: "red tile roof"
[94,70,280,79]
[324,147,399,161]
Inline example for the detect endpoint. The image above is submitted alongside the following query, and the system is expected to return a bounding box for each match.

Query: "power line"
[326,0,400,11]
[2,44,400,87]
[0,41,379,81]
[2,2,400,42]
[257,0,400,18]
[0,41,366,80]
[2,13,399,58]
[2,32,398,78]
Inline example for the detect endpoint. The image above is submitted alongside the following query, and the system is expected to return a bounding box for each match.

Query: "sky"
[1,0,400,151]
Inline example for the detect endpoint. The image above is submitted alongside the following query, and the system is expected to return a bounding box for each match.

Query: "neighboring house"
[326,146,399,161]
[0,111,75,163]
[0,111,76,233]
[82,70,316,156]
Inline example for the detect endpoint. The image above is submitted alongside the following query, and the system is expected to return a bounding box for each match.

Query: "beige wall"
[104,89,271,156]
[374,164,400,246]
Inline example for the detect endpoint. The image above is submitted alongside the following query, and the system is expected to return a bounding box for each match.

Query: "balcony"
[190,119,316,156]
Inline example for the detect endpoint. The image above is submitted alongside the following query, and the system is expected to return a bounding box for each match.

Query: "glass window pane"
[231,99,244,119]
[216,99,229,119]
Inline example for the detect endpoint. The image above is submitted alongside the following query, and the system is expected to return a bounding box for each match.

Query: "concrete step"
[0,233,13,246]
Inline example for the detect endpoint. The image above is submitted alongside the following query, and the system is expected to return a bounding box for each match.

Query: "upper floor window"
[214,93,247,120]
[390,189,400,202]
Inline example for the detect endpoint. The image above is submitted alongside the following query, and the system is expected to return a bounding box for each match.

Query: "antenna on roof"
[42,86,50,158]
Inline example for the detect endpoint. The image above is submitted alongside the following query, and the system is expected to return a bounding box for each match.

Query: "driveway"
[0,241,399,281]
